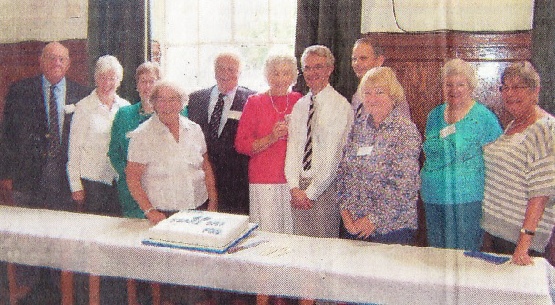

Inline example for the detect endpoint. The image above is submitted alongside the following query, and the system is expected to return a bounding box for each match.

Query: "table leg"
[89,275,100,305]
[61,271,74,305]
[7,263,31,305]
[7,263,19,305]
[127,279,138,305]
[151,282,161,305]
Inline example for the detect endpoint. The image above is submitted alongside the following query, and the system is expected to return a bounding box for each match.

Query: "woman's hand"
[342,216,359,236]
[512,246,533,265]
[272,120,288,140]
[353,217,376,239]
[145,209,166,225]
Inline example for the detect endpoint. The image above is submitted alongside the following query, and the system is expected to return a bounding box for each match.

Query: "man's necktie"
[209,93,225,139]
[302,95,315,171]
[355,103,363,119]
[49,85,61,145]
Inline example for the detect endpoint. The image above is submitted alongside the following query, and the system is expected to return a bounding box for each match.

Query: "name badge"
[357,146,373,156]
[440,124,456,138]
[228,110,242,120]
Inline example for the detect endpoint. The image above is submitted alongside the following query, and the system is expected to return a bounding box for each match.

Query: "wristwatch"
[520,228,535,236]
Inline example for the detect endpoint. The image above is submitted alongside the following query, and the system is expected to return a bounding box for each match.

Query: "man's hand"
[0,179,14,205]
[290,187,313,210]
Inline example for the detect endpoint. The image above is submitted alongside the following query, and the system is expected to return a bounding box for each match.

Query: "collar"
[42,75,66,90]
[151,113,192,132]
[309,84,332,100]
[365,106,401,129]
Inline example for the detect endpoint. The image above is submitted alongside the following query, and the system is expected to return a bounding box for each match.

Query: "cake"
[144,210,255,253]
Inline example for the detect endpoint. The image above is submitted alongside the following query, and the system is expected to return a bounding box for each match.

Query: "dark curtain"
[87,0,150,103]
[294,0,362,98]
[531,0,555,114]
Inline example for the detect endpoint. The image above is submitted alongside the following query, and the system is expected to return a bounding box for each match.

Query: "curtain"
[294,0,362,98]
[531,0,555,114]
[87,0,150,103]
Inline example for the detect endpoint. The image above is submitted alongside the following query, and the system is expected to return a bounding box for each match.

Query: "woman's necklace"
[269,92,289,115]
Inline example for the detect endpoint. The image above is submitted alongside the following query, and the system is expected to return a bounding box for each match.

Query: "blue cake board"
[142,223,258,254]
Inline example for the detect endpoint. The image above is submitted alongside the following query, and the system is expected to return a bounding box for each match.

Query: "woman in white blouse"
[67,55,130,216]
[126,80,218,225]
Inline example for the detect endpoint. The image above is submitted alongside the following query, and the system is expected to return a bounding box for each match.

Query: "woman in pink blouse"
[235,54,301,234]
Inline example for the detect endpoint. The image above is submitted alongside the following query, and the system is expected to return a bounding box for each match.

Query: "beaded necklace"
[269,92,289,115]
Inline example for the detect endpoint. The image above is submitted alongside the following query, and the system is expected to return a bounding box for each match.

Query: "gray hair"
[501,61,541,89]
[301,45,335,67]
[263,54,298,86]
[94,55,123,81]
[214,52,243,72]
[150,79,189,109]
[135,61,162,82]
[441,58,478,91]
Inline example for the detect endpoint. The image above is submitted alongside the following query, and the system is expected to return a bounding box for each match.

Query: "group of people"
[0,38,554,305]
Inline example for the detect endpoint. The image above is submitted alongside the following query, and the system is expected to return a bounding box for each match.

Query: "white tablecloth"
[0,206,553,304]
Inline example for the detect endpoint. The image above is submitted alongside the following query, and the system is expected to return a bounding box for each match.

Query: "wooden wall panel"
[364,31,532,133]
[0,39,89,120]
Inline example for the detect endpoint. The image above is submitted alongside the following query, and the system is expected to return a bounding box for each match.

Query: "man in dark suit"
[187,51,256,305]
[0,41,90,304]
[0,41,90,211]
[188,52,255,216]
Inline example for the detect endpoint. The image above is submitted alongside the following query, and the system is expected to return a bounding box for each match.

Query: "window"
[151,0,297,93]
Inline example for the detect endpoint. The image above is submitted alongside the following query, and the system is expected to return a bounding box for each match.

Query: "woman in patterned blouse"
[337,67,421,245]
[481,61,555,265]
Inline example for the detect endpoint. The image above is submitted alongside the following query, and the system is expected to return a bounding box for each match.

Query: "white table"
[0,206,553,304]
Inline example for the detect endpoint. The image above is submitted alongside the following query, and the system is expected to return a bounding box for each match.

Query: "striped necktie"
[49,85,61,145]
[209,93,225,138]
[355,103,363,119]
[302,95,315,171]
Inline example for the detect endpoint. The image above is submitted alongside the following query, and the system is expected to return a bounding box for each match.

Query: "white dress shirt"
[285,84,353,200]
[127,115,208,211]
[67,89,130,192]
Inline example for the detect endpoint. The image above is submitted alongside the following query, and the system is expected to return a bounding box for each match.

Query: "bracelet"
[143,207,157,216]
[520,228,535,236]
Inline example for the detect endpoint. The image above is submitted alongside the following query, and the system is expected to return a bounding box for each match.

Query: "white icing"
[147,210,249,249]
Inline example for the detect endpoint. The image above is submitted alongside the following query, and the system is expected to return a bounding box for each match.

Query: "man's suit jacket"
[0,76,90,197]
[188,86,255,215]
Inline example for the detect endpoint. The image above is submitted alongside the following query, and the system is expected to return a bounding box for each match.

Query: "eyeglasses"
[43,55,69,64]
[302,64,327,72]
[362,87,387,96]
[499,85,530,92]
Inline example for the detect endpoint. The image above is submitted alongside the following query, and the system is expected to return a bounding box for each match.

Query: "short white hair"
[95,55,123,81]
[150,79,189,109]
[441,58,478,91]
[263,54,298,86]
[214,52,243,72]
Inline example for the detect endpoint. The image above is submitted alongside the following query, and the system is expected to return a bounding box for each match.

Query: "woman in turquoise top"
[108,62,188,218]
[421,59,502,251]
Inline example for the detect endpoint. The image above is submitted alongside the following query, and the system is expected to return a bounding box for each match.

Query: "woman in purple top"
[337,67,421,245]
